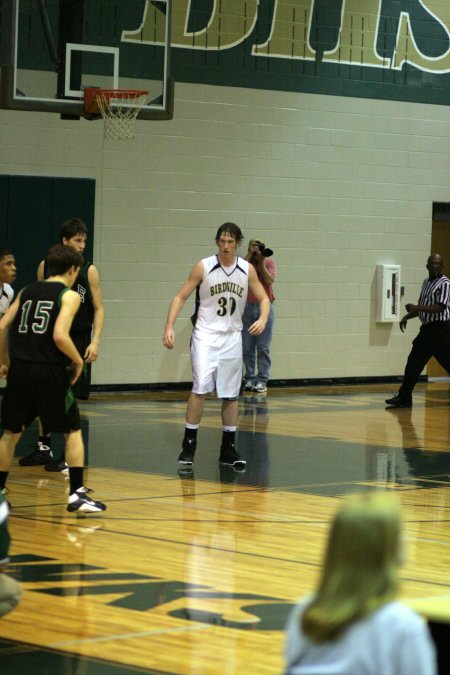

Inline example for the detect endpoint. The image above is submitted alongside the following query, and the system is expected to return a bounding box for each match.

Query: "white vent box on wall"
[376,265,401,322]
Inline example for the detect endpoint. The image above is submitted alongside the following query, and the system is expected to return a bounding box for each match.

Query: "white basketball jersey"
[193,255,249,333]
[0,284,13,318]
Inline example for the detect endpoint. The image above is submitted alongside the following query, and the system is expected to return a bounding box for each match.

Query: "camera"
[254,240,273,257]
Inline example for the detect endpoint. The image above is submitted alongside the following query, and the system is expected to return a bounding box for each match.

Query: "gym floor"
[1,383,449,674]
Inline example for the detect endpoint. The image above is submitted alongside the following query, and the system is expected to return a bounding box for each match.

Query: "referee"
[386,253,450,408]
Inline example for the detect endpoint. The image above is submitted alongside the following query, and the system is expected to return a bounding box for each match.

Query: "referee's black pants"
[399,321,450,401]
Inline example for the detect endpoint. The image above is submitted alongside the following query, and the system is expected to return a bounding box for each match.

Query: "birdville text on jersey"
[210,282,245,298]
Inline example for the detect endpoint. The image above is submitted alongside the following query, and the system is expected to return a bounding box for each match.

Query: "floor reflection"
[238,393,270,487]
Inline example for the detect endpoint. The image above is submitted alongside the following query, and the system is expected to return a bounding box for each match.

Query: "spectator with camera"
[242,239,276,394]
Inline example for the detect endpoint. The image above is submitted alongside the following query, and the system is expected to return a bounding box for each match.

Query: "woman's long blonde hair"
[302,494,402,643]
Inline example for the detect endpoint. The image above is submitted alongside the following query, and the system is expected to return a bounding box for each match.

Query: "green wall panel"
[51,177,95,262]
[7,176,55,291]
[1,176,95,293]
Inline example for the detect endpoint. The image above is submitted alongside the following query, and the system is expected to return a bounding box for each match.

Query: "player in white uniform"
[163,223,270,470]
[0,249,16,319]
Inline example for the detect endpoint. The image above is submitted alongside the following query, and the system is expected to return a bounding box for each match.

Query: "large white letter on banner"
[123,0,259,51]
[391,2,450,73]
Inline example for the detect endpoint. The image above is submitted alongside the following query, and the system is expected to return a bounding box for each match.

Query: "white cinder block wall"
[1,81,448,386]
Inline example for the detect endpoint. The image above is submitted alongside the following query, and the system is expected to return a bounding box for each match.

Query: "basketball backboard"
[0,0,173,120]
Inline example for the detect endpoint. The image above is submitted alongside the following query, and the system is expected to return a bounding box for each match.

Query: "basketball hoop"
[84,88,148,141]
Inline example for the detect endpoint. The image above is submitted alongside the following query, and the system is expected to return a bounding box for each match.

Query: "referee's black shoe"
[385,394,412,408]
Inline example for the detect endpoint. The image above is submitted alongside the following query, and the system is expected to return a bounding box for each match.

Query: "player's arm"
[84,264,105,363]
[247,266,270,336]
[37,259,45,281]
[0,293,22,378]
[53,291,83,384]
[163,262,204,350]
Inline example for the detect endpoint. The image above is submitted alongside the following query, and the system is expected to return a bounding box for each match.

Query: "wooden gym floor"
[1,383,450,674]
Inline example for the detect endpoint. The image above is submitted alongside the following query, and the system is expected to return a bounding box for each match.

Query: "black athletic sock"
[68,467,84,494]
[0,471,9,490]
[38,436,51,449]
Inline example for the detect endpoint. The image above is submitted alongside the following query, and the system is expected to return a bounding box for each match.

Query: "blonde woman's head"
[324,493,402,578]
[303,493,403,642]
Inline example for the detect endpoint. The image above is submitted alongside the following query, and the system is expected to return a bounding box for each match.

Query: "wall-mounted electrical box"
[376,265,401,322]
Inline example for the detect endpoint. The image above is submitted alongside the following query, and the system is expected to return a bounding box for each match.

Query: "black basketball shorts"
[1,360,80,434]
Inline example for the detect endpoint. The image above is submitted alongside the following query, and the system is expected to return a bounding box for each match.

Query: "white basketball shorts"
[191,329,242,398]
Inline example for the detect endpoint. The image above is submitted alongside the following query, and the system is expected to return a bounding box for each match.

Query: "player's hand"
[84,341,99,363]
[248,320,266,336]
[68,360,84,385]
[0,364,9,379]
[163,328,175,349]
[399,315,408,333]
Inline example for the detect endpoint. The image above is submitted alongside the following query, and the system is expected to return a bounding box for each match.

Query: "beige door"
[428,217,450,378]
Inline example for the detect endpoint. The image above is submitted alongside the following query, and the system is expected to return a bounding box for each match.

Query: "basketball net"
[96,90,148,141]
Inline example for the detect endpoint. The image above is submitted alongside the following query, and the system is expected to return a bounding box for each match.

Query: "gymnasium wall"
[1,80,448,387]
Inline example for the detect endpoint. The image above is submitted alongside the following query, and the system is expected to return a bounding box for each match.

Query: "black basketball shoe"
[19,443,53,466]
[67,488,106,513]
[219,442,246,471]
[178,437,197,465]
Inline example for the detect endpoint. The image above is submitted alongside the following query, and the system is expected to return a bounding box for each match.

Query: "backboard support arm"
[36,0,60,72]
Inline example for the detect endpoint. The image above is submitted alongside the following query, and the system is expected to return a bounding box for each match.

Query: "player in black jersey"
[42,218,105,400]
[0,245,106,513]
[20,218,105,470]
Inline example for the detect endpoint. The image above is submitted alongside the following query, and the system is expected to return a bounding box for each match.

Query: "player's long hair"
[215,222,243,244]
[301,494,402,643]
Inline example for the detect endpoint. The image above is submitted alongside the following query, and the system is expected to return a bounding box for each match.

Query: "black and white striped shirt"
[418,274,450,324]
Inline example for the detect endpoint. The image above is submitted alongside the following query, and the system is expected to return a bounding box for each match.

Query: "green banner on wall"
[4,1,450,106]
